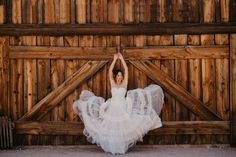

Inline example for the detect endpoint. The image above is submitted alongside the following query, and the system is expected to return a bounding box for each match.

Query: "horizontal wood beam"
[9,45,229,59]
[19,60,108,121]
[9,46,116,59]
[0,23,236,35]
[14,121,230,135]
[130,60,223,121]
[124,46,229,59]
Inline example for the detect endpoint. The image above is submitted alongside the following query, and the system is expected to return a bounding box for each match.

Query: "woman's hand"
[114,53,118,60]
[117,52,123,59]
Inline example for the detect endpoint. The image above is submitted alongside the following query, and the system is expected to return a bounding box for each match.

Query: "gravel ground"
[0,145,236,157]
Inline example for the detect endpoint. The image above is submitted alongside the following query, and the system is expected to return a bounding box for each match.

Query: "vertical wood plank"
[146,35,161,85]
[76,0,86,24]
[214,34,229,143]
[174,35,190,144]
[21,0,28,23]
[50,36,65,145]
[0,37,9,116]
[229,0,236,22]
[54,0,60,24]
[64,36,79,122]
[203,0,215,23]
[221,0,229,22]
[108,0,119,23]
[174,34,189,121]
[22,36,37,145]
[164,0,173,22]
[0,1,4,23]
[79,35,94,92]
[36,0,43,24]
[134,35,147,88]
[64,36,79,144]
[70,0,76,24]
[5,0,12,23]
[85,0,91,23]
[93,36,107,98]
[172,0,185,22]
[215,35,229,121]
[188,34,202,144]
[60,6,71,132]
[9,37,24,120]
[36,36,51,106]
[188,0,199,22]
[91,0,106,23]
[29,0,37,24]
[0,38,4,114]
[12,0,22,24]
[201,34,216,113]
[35,36,51,144]
[50,37,65,121]
[215,0,221,23]
[44,0,55,24]
[60,0,70,23]
[22,37,37,113]
[157,0,165,22]
[230,34,236,146]
[159,35,175,144]
[139,0,152,23]
[124,0,134,23]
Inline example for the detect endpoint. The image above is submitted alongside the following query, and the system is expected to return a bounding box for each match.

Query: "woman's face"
[115,72,123,84]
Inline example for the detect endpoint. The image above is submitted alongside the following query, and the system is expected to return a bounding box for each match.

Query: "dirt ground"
[0,145,236,157]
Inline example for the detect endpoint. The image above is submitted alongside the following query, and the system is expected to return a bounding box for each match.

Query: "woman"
[73,53,164,154]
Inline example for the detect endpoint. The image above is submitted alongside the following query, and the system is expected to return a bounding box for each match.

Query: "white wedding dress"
[73,84,164,154]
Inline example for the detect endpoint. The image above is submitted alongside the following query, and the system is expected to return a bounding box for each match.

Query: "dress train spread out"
[73,84,164,154]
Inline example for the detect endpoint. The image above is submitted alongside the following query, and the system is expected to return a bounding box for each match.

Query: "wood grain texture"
[9,45,229,59]
[229,0,236,22]
[130,60,222,121]
[19,61,108,121]
[0,23,236,35]
[174,34,189,121]
[14,121,230,135]
[230,34,236,146]
[0,37,9,116]
[76,0,86,24]
[0,0,234,145]
[0,3,4,23]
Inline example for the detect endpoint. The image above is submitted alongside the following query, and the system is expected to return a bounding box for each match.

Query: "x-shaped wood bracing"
[19,60,222,121]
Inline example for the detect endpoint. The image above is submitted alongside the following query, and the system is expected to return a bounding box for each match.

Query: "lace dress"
[73,84,164,154]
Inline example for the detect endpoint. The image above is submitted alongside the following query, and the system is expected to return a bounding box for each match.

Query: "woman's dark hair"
[113,69,123,77]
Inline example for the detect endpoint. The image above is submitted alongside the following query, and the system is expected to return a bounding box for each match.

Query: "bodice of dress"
[111,87,127,100]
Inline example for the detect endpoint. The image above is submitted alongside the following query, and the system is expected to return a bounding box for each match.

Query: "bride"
[73,53,164,154]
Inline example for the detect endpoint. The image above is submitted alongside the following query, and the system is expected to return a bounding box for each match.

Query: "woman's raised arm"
[109,54,118,86]
[118,53,128,87]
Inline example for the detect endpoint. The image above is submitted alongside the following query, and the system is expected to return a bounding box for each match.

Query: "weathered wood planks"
[130,60,222,121]
[0,23,236,35]
[0,0,234,146]
[8,45,229,59]
[19,61,108,121]
[230,34,236,146]
[14,121,230,135]
[0,37,9,116]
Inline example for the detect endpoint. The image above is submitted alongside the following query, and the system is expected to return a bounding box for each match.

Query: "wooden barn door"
[0,35,234,145]
[0,0,235,146]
